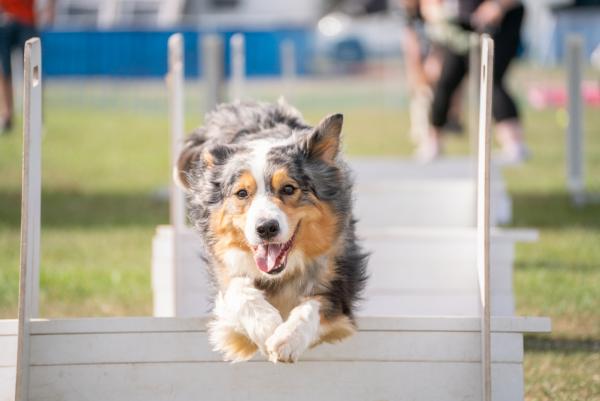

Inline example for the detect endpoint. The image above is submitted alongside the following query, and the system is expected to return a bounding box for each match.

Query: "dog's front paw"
[208,319,258,362]
[250,309,283,355]
[265,322,309,363]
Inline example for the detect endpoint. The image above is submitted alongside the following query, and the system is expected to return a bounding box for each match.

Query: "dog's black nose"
[256,219,280,240]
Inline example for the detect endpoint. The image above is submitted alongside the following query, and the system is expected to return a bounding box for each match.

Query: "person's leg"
[491,5,527,162]
[418,47,467,161]
[424,47,464,134]
[0,21,16,132]
[403,25,432,144]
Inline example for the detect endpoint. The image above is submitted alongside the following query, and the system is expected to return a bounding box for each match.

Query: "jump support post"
[202,34,224,112]
[566,34,586,206]
[14,37,42,401]
[476,34,494,401]
[229,33,246,101]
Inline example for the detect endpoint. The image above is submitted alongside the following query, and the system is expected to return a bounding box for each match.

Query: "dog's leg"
[209,277,282,361]
[265,298,321,363]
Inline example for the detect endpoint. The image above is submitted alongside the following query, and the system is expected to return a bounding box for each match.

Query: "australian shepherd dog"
[175,99,368,363]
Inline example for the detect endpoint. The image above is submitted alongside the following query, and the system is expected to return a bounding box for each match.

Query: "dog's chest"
[266,283,308,320]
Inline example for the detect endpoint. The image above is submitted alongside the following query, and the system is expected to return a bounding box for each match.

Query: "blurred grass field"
[0,67,599,400]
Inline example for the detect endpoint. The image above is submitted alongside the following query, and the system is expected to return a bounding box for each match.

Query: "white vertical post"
[566,34,585,206]
[202,34,224,112]
[280,39,297,100]
[167,33,186,233]
[229,33,245,101]
[477,34,493,401]
[166,33,187,317]
[15,37,42,401]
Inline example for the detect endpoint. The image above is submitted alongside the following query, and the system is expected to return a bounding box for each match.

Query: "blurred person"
[417,0,527,163]
[400,0,463,144]
[0,0,55,134]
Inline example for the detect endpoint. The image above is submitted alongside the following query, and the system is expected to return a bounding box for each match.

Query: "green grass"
[0,72,598,400]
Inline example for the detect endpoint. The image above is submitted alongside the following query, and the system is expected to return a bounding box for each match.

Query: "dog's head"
[177,113,350,279]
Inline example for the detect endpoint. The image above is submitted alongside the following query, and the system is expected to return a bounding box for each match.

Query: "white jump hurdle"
[564,34,600,205]
[351,157,512,227]
[1,35,550,401]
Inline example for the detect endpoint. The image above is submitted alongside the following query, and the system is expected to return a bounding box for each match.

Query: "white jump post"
[166,33,187,315]
[229,33,245,101]
[477,34,493,401]
[14,38,42,401]
[469,33,482,156]
[280,39,297,100]
[202,34,224,112]
[566,34,585,206]
[168,33,186,232]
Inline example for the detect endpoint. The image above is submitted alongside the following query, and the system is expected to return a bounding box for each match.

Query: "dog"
[175,99,368,363]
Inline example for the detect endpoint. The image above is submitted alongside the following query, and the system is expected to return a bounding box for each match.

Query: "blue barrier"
[40,28,313,78]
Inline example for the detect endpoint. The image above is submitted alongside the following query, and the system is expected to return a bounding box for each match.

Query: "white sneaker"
[414,138,443,163]
[496,143,531,165]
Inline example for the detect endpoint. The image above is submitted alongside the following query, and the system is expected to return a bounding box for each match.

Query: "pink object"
[527,81,600,109]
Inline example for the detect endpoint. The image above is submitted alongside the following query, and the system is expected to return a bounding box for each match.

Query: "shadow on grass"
[525,334,600,353]
[0,189,169,228]
[511,191,600,229]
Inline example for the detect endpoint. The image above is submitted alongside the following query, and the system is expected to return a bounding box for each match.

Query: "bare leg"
[495,118,529,163]
[415,125,443,162]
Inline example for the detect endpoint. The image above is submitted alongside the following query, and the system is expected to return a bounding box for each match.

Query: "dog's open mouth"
[252,226,298,275]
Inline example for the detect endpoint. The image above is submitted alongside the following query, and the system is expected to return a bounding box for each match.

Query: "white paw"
[265,322,309,363]
[249,309,283,354]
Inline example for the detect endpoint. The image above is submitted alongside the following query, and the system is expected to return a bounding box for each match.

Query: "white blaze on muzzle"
[244,195,290,246]
[244,139,295,274]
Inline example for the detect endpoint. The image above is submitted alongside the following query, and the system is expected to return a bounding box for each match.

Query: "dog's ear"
[303,113,343,163]
[174,134,234,191]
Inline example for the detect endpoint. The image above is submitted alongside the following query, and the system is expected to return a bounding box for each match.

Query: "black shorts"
[0,18,36,76]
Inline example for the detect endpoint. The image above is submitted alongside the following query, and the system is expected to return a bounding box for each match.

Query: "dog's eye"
[236,189,249,199]
[281,185,296,196]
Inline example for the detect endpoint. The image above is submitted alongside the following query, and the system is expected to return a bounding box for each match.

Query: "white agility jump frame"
[476,35,494,401]
[3,34,550,401]
[14,38,42,401]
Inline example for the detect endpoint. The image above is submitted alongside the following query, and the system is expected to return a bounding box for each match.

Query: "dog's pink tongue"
[254,244,283,272]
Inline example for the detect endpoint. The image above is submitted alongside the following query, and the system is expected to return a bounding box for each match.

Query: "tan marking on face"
[202,150,214,168]
[269,168,339,261]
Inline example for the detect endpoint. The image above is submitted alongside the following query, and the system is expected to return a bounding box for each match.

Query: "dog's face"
[179,114,348,280]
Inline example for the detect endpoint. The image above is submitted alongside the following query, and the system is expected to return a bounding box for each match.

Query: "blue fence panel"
[40,27,313,78]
